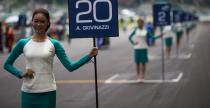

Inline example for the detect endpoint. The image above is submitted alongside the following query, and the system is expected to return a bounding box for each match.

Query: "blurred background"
[0,0,209,48]
[1,0,210,108]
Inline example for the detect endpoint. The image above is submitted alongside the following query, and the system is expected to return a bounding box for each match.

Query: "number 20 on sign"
[69,0,119,38]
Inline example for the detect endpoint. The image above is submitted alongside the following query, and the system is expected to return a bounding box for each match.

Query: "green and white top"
[163,25,175,38]
[172,23,184,33]
[4,37,91,93]
[129,27,148,49]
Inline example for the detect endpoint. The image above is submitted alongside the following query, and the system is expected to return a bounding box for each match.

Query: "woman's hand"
[89,47,98,58]
[134,42,139,45]
[22,69,35,79]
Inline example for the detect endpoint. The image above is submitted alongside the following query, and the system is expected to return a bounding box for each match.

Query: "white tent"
[5,15,19,23]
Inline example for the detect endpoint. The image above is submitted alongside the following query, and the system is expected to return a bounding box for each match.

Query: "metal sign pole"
[153,3,171,81]
[160,27,165,81]
[93,37,99,108]
[69,1,118,107]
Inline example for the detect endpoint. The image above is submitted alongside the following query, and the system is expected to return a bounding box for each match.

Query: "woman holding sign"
[173,23,184,56]
[4,8,98,108]
[163,25,176,58]
[128,18,149,81]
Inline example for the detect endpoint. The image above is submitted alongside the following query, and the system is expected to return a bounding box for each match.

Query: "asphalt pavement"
[0,22,210,108]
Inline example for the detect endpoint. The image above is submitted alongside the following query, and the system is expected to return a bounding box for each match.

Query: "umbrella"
[5,15,19,23]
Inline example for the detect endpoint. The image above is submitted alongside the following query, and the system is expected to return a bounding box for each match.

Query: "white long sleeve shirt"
[4,37,91,93]
[163,26,175,38]
[129,28,148,49]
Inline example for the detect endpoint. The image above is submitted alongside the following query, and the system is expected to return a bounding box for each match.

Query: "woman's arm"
[146,29,161,40]
[128,27,137,45]
[3,39,26,78]
[53,40,91,72]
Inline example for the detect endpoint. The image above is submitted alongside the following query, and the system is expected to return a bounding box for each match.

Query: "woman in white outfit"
[129,18,148,80]
[163,25,175,58]
[4,8,98,108]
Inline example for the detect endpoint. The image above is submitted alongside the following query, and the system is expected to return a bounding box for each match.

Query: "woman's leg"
[139,63,146,80]
[136,63,140,76]
[166,46,172,58]
[176,38,181,57]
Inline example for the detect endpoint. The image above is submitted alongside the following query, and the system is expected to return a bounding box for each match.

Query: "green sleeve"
[51,39,91,72]
[3,39,28,78]
[146,30,161,40]
[172,25,178,33]
[128,27,137,45]
[154,34,161,40]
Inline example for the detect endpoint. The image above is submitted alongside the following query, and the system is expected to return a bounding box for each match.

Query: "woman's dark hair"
[32,8,51,31]
[137,17,144,29]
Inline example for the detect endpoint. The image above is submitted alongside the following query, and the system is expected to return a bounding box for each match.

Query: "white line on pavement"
[149,53,192,60]
[105,74,120,83]
[105,72,183,84]
[171,72,183,82]
[176,53,192,59]
[57,73,183,84]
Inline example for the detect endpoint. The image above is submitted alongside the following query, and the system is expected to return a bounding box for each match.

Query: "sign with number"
[189,14,196,22]
[194,16,199,21]
[184,12,191,22]
[68,0,119,38]
[187,13,198,22]
[172,10,183,23]
[153,3,171,26]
